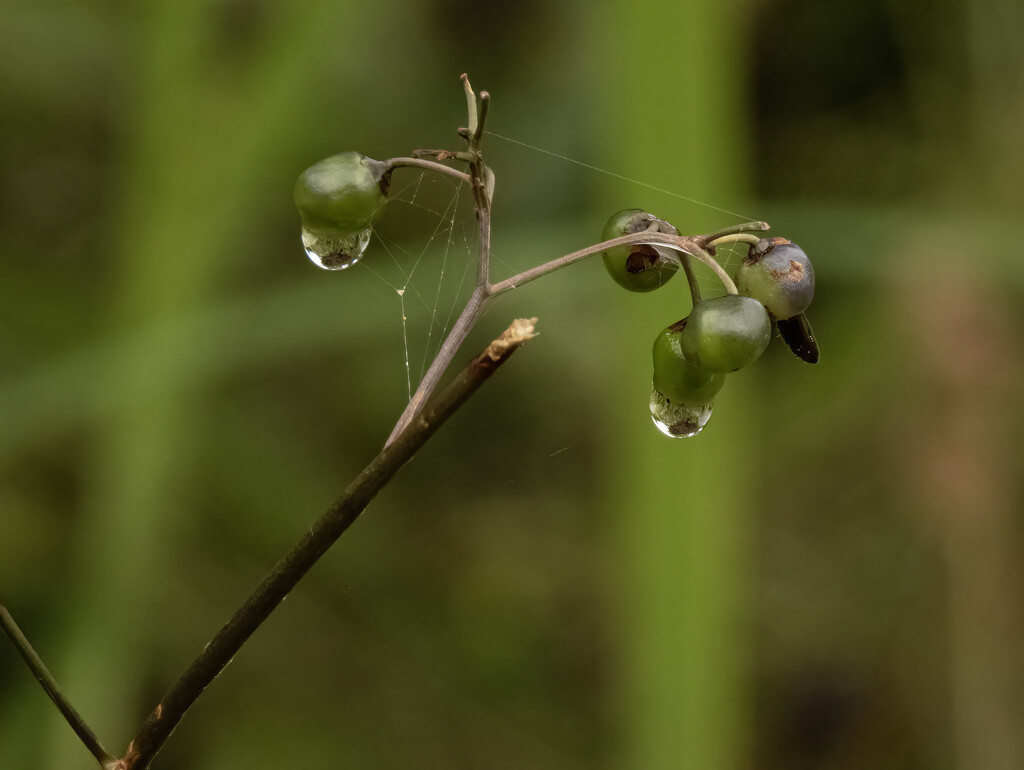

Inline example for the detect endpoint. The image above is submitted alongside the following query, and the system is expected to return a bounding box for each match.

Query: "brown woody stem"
[120,318,538,770]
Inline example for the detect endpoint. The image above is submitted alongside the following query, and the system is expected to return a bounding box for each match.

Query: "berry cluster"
[292,151,818,442]
[600,210,819,438]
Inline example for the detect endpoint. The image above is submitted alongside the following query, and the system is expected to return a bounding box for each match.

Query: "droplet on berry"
[649,386,713,438]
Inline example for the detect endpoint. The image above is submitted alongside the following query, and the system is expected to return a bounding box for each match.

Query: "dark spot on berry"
[625,245,660,273]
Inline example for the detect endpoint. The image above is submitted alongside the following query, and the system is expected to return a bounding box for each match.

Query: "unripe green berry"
[652,320,726,405]
[601,209,679,292]
[735,237,815,320]
[294,151,391,234]
[679,295,771,373]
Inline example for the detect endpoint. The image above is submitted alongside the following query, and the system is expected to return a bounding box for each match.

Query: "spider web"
[360,171,479,400]
[354,137,757,403]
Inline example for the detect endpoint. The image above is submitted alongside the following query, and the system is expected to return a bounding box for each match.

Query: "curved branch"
[698,220,770,243]
[707,233,762,249]
[385,157,471,184]
[489,231,738,296]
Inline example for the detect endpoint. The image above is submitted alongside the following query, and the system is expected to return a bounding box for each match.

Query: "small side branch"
[119,318,539,770]
[706,233,762,249]
[385,157,471,184]
[0,605,115,768]
[698,220,769,244]
[460,73,478,138]
[489,230,745,297]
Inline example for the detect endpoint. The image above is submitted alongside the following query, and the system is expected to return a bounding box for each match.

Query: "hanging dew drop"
[301,227,372,271]
[648,386,713,439]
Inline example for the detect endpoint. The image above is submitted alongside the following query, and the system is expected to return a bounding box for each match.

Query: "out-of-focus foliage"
[1,0,1022,769]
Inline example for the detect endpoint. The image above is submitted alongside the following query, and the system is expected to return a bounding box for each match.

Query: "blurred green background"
[2,0,1022,768]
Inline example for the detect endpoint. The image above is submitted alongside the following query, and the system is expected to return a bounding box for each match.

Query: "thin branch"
[697,220,769,244]
[687,242,738,294]
[679,248,703,305]
[489,231,738,296]
[411,149,477,164]
[0,605,115,768]
[706,233,762,249]
[474,91,490,145]
[385,157,471,184]
[119,318,539,770]
[460,73,477,137]
[649,219,702,306]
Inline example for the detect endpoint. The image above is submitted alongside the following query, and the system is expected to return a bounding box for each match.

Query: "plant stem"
[473,91,490,146]
[489,231,738,296]
[706,233,762,249]
[0,605,115,768]
[689,243,738,294]
[679,249,703,305]
[461,73,478,137]
[411,149,477,164]
[385,157,471,184]
[698,220,769,244]
[120,318,538,770]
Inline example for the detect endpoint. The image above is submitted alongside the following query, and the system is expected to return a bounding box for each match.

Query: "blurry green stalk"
[592,0,754,767]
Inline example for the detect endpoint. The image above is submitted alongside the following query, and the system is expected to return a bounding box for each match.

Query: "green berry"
[652,320,726,405]
[294,152,391,235]
[735,237,814,320]
[601,209,679,292]
[679,295,771,373]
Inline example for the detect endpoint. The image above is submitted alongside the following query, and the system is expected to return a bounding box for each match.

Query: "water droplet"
[649,386,713,438]
[301,227,371,270]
